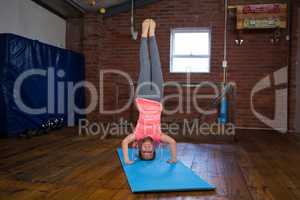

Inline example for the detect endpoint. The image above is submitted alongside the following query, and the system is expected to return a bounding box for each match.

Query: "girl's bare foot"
[149,19,156,37]
[142,19,151,38]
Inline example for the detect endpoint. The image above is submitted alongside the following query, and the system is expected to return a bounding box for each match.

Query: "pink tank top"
[134,98,162,142]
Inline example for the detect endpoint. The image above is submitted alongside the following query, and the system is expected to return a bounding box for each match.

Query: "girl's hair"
[138,137,156,160]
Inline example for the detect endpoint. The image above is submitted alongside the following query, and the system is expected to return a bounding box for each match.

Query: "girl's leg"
[137,38,151,94]
[137,19,152,99]
[149,20,164,101]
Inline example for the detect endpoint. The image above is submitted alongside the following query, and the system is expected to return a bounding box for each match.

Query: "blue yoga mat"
[117,148,215,193]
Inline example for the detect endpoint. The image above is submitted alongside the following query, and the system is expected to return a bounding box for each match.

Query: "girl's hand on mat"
[125,160,134,165]
[131,141,138,148]
[167,159,177,164]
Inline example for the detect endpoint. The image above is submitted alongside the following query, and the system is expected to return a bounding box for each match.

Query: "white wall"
[0,0,66,48]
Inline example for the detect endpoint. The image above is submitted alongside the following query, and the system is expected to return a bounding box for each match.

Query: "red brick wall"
[289,2,299,132]
[66,18,83,53]
[67,0,298,131]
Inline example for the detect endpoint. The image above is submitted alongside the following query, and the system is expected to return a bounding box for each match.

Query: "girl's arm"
[121,133,136,164]
[160,133,177,163]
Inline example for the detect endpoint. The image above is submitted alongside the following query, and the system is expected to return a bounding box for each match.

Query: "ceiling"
[69,0,128,12]
[31,0,82,18]
[31,0,128,18]
[32,0,160,19]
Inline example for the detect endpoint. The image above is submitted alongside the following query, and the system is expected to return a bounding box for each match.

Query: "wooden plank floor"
[0,129,300,200]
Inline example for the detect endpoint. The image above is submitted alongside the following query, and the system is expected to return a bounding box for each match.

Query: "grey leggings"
[137,36,164,102]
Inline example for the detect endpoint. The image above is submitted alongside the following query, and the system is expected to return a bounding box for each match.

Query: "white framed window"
[170,28,211,73]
